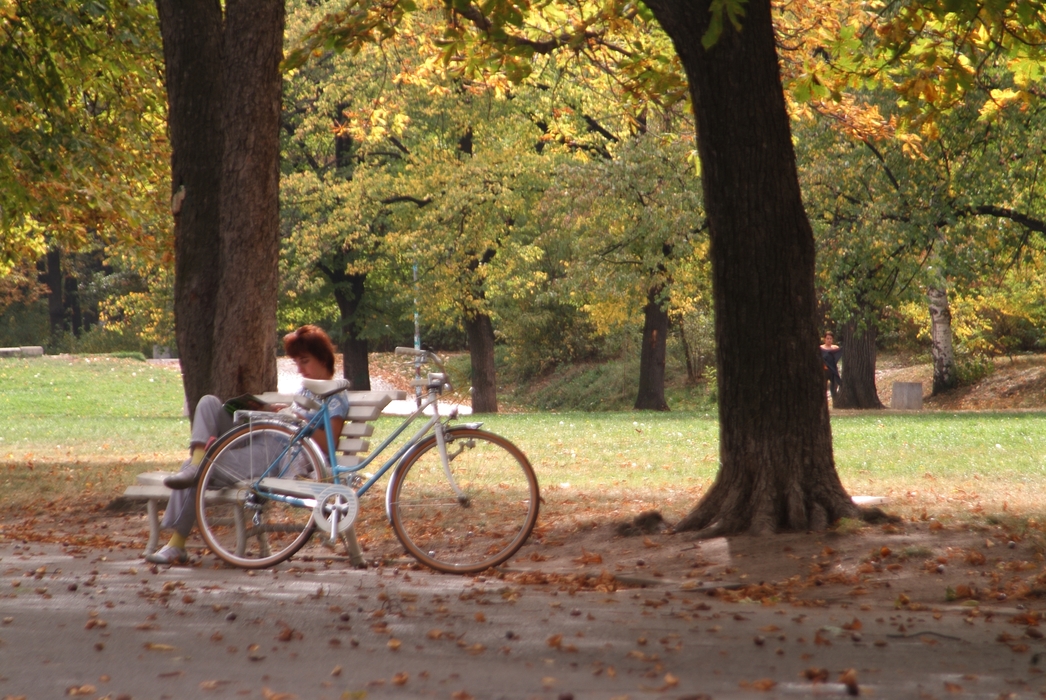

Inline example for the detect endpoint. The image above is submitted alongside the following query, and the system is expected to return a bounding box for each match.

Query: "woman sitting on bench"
[146,325,348,565]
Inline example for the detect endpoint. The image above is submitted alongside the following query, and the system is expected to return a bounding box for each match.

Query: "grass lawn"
[0,355,188,507]
[3,355,1046,530]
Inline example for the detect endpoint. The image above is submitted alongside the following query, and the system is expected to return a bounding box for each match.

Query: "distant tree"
[537,134,704,411]
[0,0,169,348]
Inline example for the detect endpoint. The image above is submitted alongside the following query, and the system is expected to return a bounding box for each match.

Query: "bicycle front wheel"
[195,421,326,569]
[387,428,539,574]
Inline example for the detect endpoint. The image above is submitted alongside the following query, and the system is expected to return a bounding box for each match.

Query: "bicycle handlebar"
[393,347,452,392]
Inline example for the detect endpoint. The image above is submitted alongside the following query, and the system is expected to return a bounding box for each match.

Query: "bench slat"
[346,390,406,405]
[346,405,383,421]
[340,422,374,438]
[337,437,369,453]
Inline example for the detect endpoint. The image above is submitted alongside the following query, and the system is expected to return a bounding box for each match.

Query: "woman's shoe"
[163,469,197,489]
[145,544,188,565]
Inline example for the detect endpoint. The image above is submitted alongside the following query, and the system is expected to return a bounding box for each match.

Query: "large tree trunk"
[209,0,284,400]
[928,286,956,394]
[634,285,669,410]
[156,0,224,416]
[645,0,861,535]
[835,318,883,409]
[465,312,498,414]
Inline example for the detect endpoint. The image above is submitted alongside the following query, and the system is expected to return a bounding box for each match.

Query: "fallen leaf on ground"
[573,549,603,565]
[840,669,859,696]
[261,688,297,700]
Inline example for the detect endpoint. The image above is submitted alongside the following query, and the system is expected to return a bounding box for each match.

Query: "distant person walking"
[821,331,842,402]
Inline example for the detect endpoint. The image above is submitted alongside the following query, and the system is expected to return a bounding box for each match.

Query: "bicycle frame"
[239,370,457,512]
[196,348,538,573]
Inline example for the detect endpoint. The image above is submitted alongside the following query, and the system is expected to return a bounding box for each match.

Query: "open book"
[223,392,297,415]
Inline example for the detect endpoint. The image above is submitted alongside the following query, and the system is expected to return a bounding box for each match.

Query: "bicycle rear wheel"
[195,421,327,569]
[387,428,539,574]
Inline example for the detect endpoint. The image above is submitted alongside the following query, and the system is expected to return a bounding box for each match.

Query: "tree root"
[857,506,901,525]
[614,510,669,537]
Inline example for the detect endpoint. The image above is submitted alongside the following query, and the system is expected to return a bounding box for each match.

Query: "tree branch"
[451,2,602,55]
[381,194,432,207]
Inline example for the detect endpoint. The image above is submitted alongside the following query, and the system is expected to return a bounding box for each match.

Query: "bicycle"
[191,347,540,574]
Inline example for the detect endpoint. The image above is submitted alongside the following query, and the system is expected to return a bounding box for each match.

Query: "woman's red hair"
[283,325,336,376]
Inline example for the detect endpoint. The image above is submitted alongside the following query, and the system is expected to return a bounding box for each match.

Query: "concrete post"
[891,382,923,410]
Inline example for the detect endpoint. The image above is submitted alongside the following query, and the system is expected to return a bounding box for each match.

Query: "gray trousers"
[160,396,309,538]
[161,395,234,537]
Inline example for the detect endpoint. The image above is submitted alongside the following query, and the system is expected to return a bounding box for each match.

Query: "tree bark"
[209,0,284,400]
[43,247,64,339]
[331,267,371,391]
[465,312,498,413]
[155,0,224,416]
[928,286,956,394]
[644,0,861,534]
[64,271,81,337]
[834,318,883,409]
[634,284,669,410]
[678,317,699,385]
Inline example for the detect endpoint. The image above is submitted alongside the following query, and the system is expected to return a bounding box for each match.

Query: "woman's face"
[824,333,834,345]
[294,352,330,380]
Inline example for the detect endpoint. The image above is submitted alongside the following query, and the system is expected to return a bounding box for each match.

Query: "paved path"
[2,542,1044,699]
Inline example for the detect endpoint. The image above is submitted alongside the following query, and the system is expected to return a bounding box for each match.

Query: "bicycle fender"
[383,426,487,521]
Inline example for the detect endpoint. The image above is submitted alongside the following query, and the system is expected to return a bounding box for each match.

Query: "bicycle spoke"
[389,428,539,574]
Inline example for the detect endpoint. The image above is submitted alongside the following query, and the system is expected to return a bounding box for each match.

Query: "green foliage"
[0,295,48,348]
[954,353,995,387]
[894,258,1046,362]
[498,297,601,378]
[702,0,747,49]
[0,0,170,274]
[505,334,715,412]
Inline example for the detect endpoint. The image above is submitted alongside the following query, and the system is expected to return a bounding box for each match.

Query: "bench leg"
[341,525,366,569]
[234,507,246,557]
[144,499,160,556]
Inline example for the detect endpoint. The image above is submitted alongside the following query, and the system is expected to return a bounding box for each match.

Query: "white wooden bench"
[123,389,406,565]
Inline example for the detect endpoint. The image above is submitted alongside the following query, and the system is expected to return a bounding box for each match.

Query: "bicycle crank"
[311,485,360,539]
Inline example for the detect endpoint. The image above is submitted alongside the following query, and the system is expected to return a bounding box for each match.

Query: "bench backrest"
[335,390,406,467]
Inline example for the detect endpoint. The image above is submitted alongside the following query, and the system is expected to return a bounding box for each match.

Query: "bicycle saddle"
[301,378,350,397]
